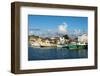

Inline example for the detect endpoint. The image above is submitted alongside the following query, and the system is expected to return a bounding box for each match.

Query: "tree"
[63,34,69,39]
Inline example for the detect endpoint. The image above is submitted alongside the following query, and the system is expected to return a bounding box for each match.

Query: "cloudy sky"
[28,15,88,37]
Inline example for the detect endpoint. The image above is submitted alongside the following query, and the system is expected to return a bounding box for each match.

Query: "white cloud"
[58,22,68,34]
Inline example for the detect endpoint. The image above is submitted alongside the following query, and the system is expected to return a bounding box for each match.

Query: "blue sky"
[28,15,88,37]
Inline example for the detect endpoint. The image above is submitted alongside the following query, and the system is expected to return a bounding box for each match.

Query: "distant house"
[50,37,59,44]
[57,37,66,44]
[44,39,50,44]
[78,34,88,44]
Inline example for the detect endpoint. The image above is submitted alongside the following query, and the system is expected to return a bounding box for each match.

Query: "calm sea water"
[28,47,88,61]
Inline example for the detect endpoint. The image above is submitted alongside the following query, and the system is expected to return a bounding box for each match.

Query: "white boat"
[57,44,68,48]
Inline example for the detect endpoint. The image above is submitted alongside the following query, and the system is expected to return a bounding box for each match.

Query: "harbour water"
[28,47,88,61]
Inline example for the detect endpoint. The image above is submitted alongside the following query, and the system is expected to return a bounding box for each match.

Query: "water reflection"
[28,47,88,61]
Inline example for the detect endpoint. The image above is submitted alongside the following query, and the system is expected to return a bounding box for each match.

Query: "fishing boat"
[77,42,86,49]
[68,42,77,50]
[68,42,86,50]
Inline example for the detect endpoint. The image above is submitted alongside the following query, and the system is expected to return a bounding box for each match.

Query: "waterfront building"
[78,34,88,44]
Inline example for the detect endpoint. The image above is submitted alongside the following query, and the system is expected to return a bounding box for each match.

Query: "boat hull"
[68,44,86,50]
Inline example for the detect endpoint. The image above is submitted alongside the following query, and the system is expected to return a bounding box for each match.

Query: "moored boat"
[67,42,86,50]
[57,44,68,48]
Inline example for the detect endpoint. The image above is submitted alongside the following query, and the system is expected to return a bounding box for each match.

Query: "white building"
[78,34,88,44]
[57,37,65,44]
